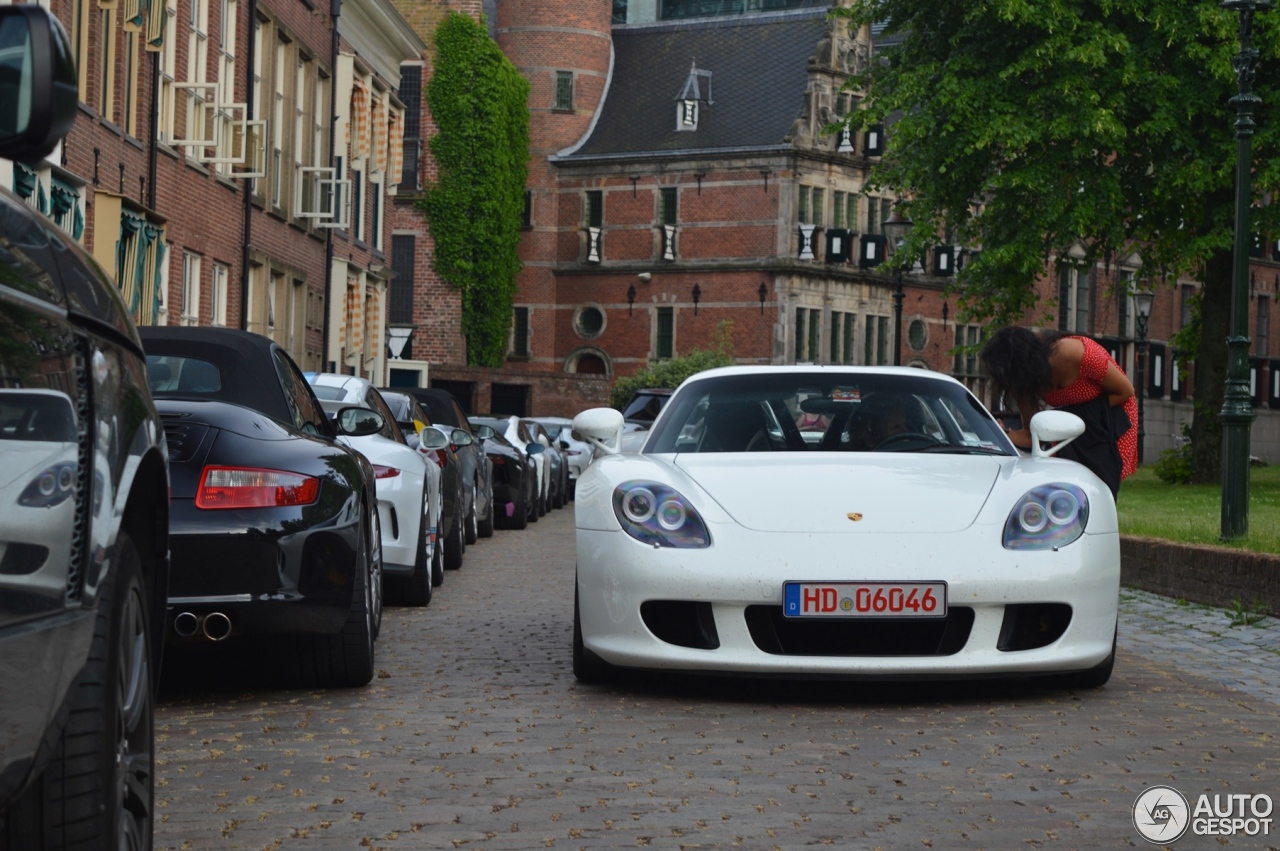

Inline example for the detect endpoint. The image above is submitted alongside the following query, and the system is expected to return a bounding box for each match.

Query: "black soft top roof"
[395,387,466,430]
[138,327,293,425]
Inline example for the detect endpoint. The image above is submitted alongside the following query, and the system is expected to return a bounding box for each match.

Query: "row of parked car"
[0,14,588,841]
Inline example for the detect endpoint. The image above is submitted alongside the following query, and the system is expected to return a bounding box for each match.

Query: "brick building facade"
[1,0,422,386]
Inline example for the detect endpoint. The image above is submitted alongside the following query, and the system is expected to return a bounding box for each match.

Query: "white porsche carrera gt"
[570,366,1120,688]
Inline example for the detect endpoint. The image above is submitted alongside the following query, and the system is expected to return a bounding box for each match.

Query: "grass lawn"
[1118,465,1280,555]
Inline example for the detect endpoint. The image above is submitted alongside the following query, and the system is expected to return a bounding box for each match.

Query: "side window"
[449,400,473,435]
[273,350,328,435]
[365,389,403,443]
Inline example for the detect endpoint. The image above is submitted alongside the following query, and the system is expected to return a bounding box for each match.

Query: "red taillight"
[372,465,401,479]
[430,450,447,470]
[491,456,506,466]
[195,466,321,510]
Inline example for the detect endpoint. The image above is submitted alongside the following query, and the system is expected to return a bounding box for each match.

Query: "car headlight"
[18,462,78,508]
[1003,484,1089,550]
[612,481,710,548]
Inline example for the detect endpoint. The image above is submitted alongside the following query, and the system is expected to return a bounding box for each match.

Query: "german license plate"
[783,581,948,618]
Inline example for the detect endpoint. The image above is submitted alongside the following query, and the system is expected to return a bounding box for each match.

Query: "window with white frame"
[294,54,308,216]
[98,6,117,118]
[157,0,178,142]
[272,36,286,207]
[250,18,263,193]
[212,0,239,174]
[123,30,141,136]
[370,176,382,250]
[186,0,210,152]
[181,252,202,325]
[1058,265,1090,334]
[211,262,229,326]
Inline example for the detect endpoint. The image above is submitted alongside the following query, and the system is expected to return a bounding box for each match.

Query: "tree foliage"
[837,0,1279,481]
[422,13,530,367]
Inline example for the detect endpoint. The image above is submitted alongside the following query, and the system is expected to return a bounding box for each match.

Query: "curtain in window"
[388,108,403,182]
[350,81,369,160]
[371,97,386,173]
[123,0,147,32]
[146,0,166,49]
[144,231,167,325]
[117,210,146,316]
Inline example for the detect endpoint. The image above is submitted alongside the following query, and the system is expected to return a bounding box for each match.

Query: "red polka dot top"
[1040,336,1139,479]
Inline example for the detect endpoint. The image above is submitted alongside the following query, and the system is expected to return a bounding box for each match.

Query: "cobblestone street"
[154,509,1280,850]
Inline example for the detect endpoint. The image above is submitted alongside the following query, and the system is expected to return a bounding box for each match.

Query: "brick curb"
[1121,535,1280,617]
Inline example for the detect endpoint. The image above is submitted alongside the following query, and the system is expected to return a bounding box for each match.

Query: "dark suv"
[0,8,169,848]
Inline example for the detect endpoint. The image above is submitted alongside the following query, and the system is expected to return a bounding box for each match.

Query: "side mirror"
[335,406,384,438]
[451,428,473,447]
[474,424,495,440]
[1029,410,1086,458]
[0,6,78,163]
[572,407,624,456]
[525,442,545,456]
[419,427,450,451]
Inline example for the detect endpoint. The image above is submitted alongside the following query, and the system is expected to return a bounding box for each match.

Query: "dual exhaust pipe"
[173,611,232,641]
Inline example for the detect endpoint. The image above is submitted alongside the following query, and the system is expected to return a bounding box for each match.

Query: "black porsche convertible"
[139,327,384,688]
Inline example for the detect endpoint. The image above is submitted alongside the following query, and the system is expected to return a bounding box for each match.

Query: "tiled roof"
[563,9,830,159]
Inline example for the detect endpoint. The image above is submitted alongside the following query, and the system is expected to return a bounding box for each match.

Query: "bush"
[1154,442,1193,485]
[609,321,734,410]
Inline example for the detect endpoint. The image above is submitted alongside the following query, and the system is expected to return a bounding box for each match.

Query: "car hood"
[672,453,1003,533]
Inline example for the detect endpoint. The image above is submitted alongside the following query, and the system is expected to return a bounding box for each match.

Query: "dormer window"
[675,61,712,132]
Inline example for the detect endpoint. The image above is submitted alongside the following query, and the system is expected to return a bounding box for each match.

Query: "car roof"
[138,326,294,424]
[310,373,370,394]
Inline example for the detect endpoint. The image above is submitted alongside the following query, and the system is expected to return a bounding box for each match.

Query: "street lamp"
[882,210,913,366]
[1133,289,1154,466]
[1219,0,1270,540]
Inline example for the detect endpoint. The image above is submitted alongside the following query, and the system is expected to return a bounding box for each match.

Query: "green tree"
[837,0,1279,483]
[422,13,530,367]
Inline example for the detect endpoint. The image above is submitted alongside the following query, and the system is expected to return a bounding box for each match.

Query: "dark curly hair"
[979,327,1064,412]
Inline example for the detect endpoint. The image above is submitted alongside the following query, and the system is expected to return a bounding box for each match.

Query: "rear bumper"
[166,498,361,641]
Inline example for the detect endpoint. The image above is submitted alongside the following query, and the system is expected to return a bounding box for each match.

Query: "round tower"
[496,0,613,161]
[496,0,613,374]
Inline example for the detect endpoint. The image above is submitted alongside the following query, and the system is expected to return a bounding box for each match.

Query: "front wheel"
[464,502,478,545]
[1037,628,1116,690]
[573,585,617,685]
[23,532,155,850]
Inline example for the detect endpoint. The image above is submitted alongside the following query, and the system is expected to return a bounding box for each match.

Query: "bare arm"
[1003,398,1041,450]
[1101,361,1135,408]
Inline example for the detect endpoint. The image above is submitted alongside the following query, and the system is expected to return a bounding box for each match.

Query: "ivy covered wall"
[421,12,530,367]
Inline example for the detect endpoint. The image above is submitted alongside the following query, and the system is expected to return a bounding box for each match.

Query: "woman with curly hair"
[980,326,1138,495]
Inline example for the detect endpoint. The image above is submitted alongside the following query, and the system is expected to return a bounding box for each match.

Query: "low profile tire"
[465,502,478,545]
[368,509,384,638]
[477,484,495,539]
[573,586,616,685]
[1039,628,1116,690]
[509,489,529,531]
[443,507,464,570]
[23,532,155,850]
[296,520,375,688]
[393,495,432,607]
[431,532,445,587]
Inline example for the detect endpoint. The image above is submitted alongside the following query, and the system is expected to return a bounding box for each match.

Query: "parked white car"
[570,366,1118,688]
[527,416,588,498]
[311,374,442,606]
[487,414,551,518]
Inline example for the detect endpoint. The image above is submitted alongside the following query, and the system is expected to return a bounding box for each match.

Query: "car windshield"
[310,384,347,401]
[644,371,1012,455]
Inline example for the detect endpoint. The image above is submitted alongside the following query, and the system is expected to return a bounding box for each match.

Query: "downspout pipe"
[147,52,159,210]
[321,0,341,370]
[239,0,259,330]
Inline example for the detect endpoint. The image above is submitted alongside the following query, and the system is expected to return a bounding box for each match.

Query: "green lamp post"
[1219,0,1271,540]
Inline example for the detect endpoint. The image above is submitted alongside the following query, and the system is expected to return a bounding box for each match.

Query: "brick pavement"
[154,508,1280,850]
